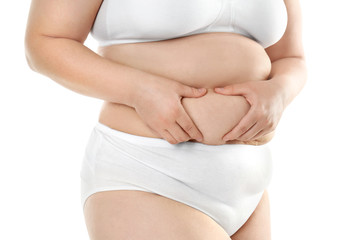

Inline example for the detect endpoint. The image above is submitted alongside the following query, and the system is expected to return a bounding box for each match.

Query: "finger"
[176,106,203,141]
[214,83,248,96]
[222,110,257,141]
[252,129,265,140]
[168,123,190,143]
[161,129,177,144]
[237,122,263,141]
[253,127,274,140]
[179,84,207,98]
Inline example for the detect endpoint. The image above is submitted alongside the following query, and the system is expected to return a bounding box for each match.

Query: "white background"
[1,1,346,239]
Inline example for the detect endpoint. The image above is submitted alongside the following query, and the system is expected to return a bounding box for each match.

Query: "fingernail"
[198,88,205,92]
[215,87,223,91]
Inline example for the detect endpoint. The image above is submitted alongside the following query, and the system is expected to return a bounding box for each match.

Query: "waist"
[97,32,274,145]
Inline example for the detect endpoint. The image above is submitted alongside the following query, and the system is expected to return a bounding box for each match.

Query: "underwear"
[91,0,288,49]
[91,0,287,48]
[80,121,273,236]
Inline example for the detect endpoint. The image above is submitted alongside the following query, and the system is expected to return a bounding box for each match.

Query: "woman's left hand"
[214,78,286,142]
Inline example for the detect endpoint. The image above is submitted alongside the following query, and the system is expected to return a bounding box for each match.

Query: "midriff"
[97,32,275,145]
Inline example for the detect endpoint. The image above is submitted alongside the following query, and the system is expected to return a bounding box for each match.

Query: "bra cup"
[233,0,288,48]
[91,0,288,48]
[92,0,223,43]
[91,0,109,42]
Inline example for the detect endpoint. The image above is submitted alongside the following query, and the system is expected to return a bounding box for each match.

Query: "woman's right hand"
[132,76,207,144]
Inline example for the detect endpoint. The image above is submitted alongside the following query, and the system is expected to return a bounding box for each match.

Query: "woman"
[25,0,307,239]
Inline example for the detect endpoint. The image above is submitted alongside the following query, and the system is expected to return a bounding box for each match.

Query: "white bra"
[91,0,288,48]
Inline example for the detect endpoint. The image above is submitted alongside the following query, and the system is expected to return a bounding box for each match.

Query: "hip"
[81,120,273,200]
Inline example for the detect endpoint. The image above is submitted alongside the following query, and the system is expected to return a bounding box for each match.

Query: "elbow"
[25,49,37,73]
[24,32,48,74]
[24,34,39,73]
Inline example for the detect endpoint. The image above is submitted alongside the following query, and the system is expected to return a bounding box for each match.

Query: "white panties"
[80,121,272,236]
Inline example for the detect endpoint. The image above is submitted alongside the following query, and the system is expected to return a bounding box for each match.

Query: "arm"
[25,0,161,107]
[24,0,206,143]
[214,0,307,142]
[265,0,307,109]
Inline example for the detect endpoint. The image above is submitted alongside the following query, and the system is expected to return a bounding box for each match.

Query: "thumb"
[214,83,248,96]
[179,85,207,98]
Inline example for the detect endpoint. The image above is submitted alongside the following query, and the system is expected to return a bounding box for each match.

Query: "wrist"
[268,76,291,110]
[129,72,162,109]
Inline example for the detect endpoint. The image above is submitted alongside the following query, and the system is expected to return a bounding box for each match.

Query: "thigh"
[83,190,231,240]
[230,190,271,240]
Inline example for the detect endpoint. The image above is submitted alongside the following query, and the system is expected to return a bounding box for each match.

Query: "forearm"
[25,35,157,107]
[268,57,308,108]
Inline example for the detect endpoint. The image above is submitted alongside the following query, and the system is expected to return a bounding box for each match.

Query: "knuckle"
[255,109,265,119]
[177,84,185,93]
[269,123,276,131]
[189,87,197,95]
[264,115,274,127]
[157,112,167,121]
[239,125,248,133]
[222,85,232,93]
[182,123,194,133]
[177,85,189,96]
[226,85,233,91]
[158,116,170,127]
[243,136,251,142]
[170,106,180,118]
[264,117,271,125]
[240,132,249,139]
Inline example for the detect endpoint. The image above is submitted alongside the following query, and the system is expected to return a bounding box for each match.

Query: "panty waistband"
[94,121,268,151]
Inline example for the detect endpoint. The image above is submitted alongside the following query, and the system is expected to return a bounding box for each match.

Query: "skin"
[25,0,307,239]
[218,0,307,142]
[97,32,274,145]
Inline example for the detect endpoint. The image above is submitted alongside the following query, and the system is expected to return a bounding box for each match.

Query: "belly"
[97,32,274,145]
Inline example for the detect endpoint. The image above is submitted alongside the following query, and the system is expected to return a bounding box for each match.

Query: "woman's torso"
[97,32,275,145]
